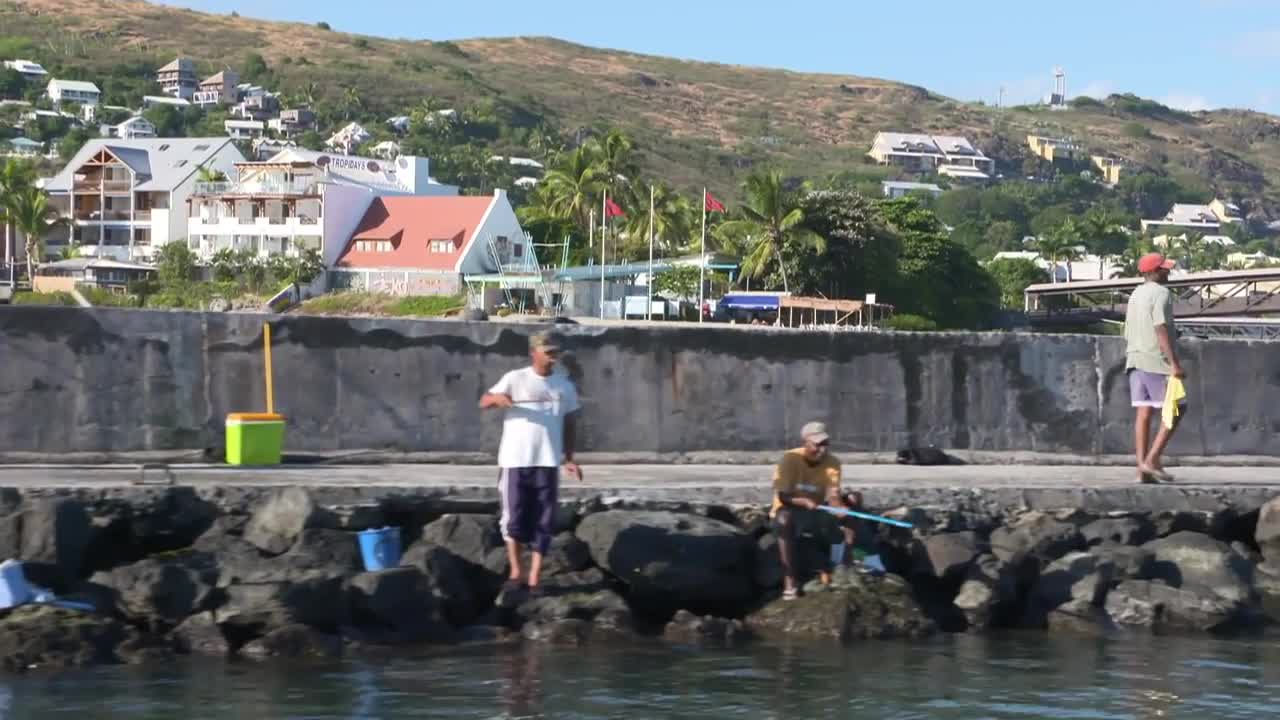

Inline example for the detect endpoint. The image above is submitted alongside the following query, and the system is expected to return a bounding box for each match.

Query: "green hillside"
[4,0,1280,216]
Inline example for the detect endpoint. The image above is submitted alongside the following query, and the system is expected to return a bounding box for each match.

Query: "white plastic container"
[0,559,32,610]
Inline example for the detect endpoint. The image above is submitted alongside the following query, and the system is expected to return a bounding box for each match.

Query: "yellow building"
[1027,135,1082,163]
[1091,155,1124,185]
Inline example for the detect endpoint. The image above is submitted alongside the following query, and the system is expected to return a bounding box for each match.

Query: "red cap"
[1137,253,1176,274]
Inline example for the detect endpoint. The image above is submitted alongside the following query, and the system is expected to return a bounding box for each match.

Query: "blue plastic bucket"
[357,527,402,571]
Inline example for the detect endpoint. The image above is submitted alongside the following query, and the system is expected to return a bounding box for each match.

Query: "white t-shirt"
[488,367,581,468]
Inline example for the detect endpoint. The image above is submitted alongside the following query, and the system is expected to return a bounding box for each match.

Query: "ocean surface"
[2,632,1279,719]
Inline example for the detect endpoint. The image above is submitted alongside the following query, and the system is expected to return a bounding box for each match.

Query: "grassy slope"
[7,0,1280,211]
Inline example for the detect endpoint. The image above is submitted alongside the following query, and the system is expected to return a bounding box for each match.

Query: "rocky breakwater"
[3,486,1280,671]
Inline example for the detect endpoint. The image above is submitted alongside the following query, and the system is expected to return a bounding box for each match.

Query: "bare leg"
[1145,407,1188,473]
[528,551,544,589]
[505,539,523,583]
[1134,406,1153,481]
[776,511,797,592]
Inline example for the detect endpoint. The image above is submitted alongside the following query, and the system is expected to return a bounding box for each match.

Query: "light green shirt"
[1124,281,1176,374]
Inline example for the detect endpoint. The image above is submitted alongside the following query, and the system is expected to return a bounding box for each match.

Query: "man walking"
[480,331,581,594]
[770,422,861,599]
[1125,252,1186,483]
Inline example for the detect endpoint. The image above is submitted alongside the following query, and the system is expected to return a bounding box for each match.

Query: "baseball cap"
[801,421,829,444]
[529,331,561,352]
[1137,252,1176,274]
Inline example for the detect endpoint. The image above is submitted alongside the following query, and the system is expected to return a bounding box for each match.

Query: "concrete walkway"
[1,464,1278,514]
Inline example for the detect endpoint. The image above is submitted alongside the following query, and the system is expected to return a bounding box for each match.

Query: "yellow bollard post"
[263,321,274,414]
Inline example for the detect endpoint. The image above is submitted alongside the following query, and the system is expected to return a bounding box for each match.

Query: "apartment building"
[156,57,198,100]
[43,138,245,262]
[225,119,266,140]
[868,132,994,178]
[186,149,459,269]
[193,70,241,107]
[46,79,101,107]
[3,59,48,81]
[231,93,279,122]
[113,116,157,139]
[1026,135,1082,163]
[1140,199,1243,234]
[1092,156,1125,185]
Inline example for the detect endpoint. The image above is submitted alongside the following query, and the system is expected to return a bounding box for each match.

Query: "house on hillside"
[868,132,994,178]
[142,95,190,109]
[3,59,47,81]
[1091,155,1125,185]
[386,116,411,134]
[157,57,198,100]
[1026,135,1082,163]
[186,149,458,271]
[43,137,245,262]
[6,137,43,157]
[114,116,157,139]
[193,70,241,107]
[327,122,371,154]
[224,119,266,140]
[371,141,401,160]
[881,181,943,199]
[231,93,279,122]
[1140,199,1242,234]
[268,108,316,138]
[46,79,100,107]
[329,190,525,298]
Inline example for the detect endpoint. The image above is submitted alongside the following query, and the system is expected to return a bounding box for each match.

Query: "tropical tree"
[590,129,637,193]
[341,86,363,120]
[716,170,824,292]
[0,158,37,270]
[1079,207,1130,278]
[618,182,695,259]
[1172,231,1206,270]
[986,257,1050,309]
[538,145,604,232]
[1036,219,1085,282]
[196,164,227,183]
[8,187,62,275]
[1112,234,1155,278]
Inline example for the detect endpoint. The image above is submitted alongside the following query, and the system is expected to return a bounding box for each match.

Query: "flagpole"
[699,188,707,323]
[588,208,594,251]
[599,190,606,320]
[646,184,654,321]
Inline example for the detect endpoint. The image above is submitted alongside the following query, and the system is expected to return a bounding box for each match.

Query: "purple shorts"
[1128,369,1187,409]
[498,467,559,555]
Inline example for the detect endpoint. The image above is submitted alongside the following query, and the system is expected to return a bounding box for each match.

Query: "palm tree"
[1079,208,1130,278]
[618,183,695,259]
[1112,234,1154,278]
[9,187,62,277]
[1174,231,1206,271]
[196,164,227,183]
[0,159,37,273]
[716,170,824,292]
[540,145,604,232]
[590,129,636,192]
[341,86,363,120]
[1036,220,1084,282]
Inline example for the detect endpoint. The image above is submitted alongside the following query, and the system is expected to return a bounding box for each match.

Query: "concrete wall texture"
[2,306,1278,458]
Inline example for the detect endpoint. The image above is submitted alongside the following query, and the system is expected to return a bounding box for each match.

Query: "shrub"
[1122,122,1153,140]
[12,291,77,306]
[882,313,939,332]
[316,21,331,30]
[353,38,370,50]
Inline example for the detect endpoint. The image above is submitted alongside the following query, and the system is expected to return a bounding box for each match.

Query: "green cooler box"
[225,412,286,465]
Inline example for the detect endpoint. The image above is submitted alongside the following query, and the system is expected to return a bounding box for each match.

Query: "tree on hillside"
[0,68,24,99]
[58,127,95,162]
[876,197,998,329]
[143,105,186,137]
[591,129,637,192]
[618,182,695,260]
[986,257,1049,309]
[1079,207,1131,278]
[341,86,364,121]
[538,144,604,232]
[716,169,824,292]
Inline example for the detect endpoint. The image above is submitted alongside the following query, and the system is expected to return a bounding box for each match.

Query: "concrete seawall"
[2,306,1278,459]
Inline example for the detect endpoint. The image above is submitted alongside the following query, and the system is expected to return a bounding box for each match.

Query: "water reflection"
[0,632,1278,719]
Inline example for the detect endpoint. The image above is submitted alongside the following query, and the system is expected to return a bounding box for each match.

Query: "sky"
[157,0,1280,114]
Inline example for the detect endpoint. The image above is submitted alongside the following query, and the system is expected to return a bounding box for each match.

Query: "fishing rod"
[818,505,914,529]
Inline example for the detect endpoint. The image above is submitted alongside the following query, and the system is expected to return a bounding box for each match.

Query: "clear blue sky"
[159,0,1280,113]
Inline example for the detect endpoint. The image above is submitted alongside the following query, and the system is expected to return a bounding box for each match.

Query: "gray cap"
[801,421,829,444]
[530,330,561,352]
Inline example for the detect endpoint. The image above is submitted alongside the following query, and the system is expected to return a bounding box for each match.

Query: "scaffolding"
[463,232,571,314]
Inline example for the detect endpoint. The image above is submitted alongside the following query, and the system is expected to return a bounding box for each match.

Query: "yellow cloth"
[1163,376,1186,429]
[770,448,841,517]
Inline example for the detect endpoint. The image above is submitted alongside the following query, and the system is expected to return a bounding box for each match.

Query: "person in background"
[480,331,582,595]
[1124,252,1187,483]
[770,422,861,600]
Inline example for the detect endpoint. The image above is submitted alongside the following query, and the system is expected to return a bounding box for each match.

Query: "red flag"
[705,192,726,213]
[605,198,624,218]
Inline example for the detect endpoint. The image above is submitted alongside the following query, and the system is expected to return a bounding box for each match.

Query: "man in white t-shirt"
[480,330,582,594]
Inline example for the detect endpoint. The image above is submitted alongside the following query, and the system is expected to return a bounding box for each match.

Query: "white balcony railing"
[193,178,319,196]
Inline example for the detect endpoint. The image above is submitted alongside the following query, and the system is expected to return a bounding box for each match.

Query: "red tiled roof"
[336,195,495,271]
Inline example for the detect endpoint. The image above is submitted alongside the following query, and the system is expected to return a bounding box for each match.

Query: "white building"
[6,137,43,157]
[386,116,411,134]
[142,95,191,109]
[1141,199,1242,234]
[868,132,994,177]
[46,79,101,107]
[186,149,459,269]
[370,140,401,159]
[193,70,240,107]
[490,155,545,171]
[43,138,245,262]
[1153,234,1236,249]
[881,180,944,199]
[991,250,1123,283]
[268,108,315,138]
[224,119,266,140]
[251,137,296,161]
[326,122,371,154]
[113,116,157,139]
[3,59,48,81]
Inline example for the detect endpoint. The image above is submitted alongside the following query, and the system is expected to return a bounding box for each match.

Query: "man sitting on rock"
[771,421,861,600]
[480,331,582,597]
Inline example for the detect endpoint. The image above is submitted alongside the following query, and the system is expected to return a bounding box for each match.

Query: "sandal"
[1140,464,1174,483]
[782,587,799,601]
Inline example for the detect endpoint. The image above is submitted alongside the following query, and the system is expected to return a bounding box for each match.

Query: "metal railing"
[193,178,318,196]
